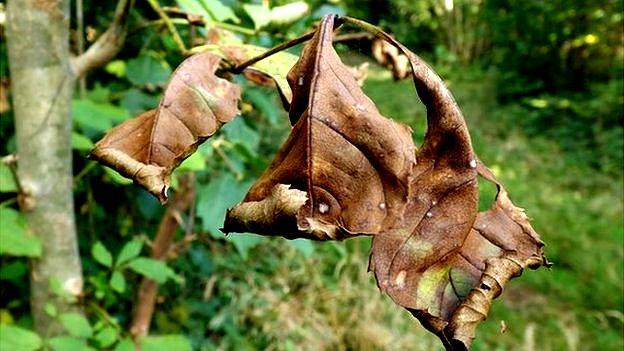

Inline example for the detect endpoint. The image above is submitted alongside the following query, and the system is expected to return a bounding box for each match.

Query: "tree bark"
[6,0,83,336]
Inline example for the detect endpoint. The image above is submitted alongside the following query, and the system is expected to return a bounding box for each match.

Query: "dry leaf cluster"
[90,14,548,350]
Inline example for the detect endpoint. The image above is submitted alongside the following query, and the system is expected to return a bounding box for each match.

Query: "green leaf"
[91,242,113,268]
[311,4,345,19]
[127,258,176,284]
[270,1,309,25]
[197,173,252,237]
[0,260,28,280]
[126,54,172,86]
[200,0,240,23]
[0,207,41,257]
[287,239,315,259]
[71,132,94,151]
[228,233,263,259]
[243,4,271,29]
[48,336,93,351]
[120,89,159,116]
[244,88,282,125]
[103,167,132,185]
[45,303,58,317]
[113,338,135,351]
[73,99,130,132]
[175,0,210,19]
[109,271,126,293]
[94,326,118,348]
[0,324,42,351]
[59,312,93,338]
[0,161,16,192]
[141,335,192,351]
[85,84,111,103]
[176,151,206,172]
[116,240,143,266]
[105,60,126,78]
[222,118,260,153]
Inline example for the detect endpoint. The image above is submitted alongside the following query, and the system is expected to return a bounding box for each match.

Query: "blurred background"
[0,0,622,350]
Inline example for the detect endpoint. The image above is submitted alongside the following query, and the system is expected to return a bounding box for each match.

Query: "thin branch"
[230,31,316,73]
[161,6,256,35]
[1,154,34,211]
[145,0,188,54]
[333,32,373,42]
[130,174,195,340]
[71,0,134,78]
[230,19,346,73]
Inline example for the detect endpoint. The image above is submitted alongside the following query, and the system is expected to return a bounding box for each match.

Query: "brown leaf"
[375,162,548,350]
[90,52,241,202]
[371,37,410,80]
[361,23,548,349]
[225,14,548,350]
[224,15,417,240]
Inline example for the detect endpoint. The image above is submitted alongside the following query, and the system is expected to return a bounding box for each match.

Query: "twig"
[168,197,197,259]
[145,0,188,54]
[130,18,188,35]
[130,174,195,340]
[230,31,316,73]
[73,161,97,185]
[212,140,243,181]
[71,0,134,78]
[2,155,21,193]
[230,19,347,73]
[162,7,256,35]
[0,198,17,207]
[1,155,34,211]
[333,32,373,42]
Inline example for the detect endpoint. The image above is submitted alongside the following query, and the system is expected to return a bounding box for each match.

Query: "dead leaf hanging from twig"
[90,52,241,202]
[224,15,417,240]
[89,13,548,350]
[225,14,548,351]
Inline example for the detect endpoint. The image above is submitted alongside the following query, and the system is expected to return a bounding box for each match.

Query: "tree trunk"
[6,0,84,336]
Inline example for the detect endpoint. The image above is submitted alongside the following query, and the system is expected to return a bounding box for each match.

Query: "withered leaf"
[90,52,241,202]
[371,37,410,80]
[225,14,548,350]
[224,15,417,240]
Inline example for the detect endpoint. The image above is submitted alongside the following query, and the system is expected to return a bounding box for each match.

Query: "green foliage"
[0,161,16,192]
[126,53,172,87]
[91,242,113,268]
[73,99,130,133]
[0,207,41,257]
[59,313,94,338]
[115,240,143,267]
[0,324,42,351]
[48,336,94,351]
[126,258,179,284]
[141,334,192,351]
